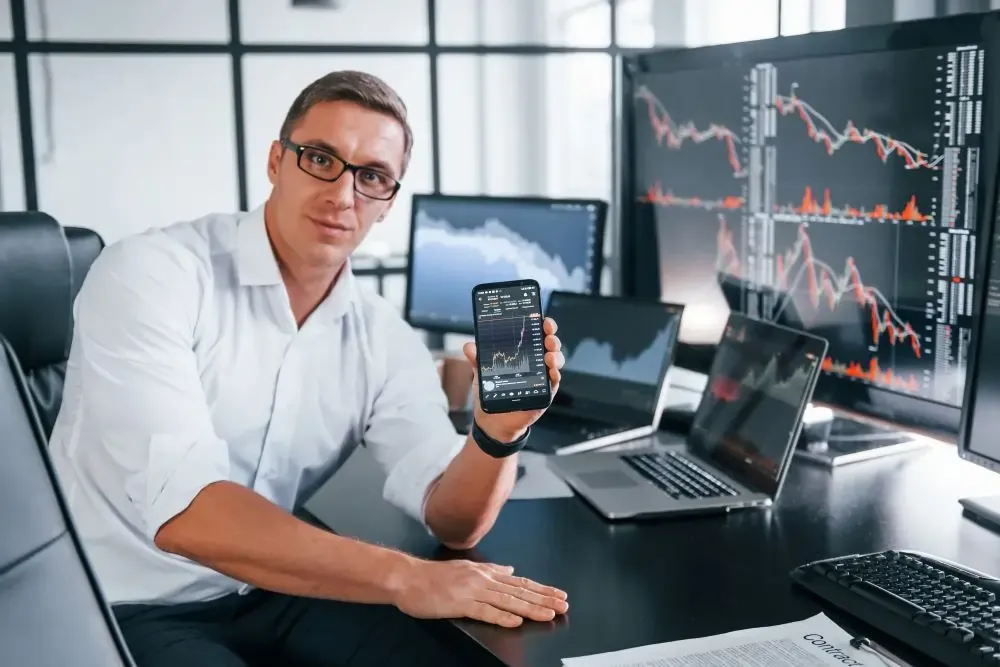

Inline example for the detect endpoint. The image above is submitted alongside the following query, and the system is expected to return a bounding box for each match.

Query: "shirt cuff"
[141,433,231,543]
[381,434,466,526]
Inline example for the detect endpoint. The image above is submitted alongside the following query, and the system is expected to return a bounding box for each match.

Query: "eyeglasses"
[280,139,401,201]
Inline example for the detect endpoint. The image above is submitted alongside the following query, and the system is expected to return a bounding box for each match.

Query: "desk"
[305,433,1000,667]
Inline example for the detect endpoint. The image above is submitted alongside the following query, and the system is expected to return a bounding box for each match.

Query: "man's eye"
[359,170,387,184]
[308,153,331,167]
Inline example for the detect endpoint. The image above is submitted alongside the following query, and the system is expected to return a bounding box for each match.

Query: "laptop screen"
[545,292,683,419]
[688,313,827,497]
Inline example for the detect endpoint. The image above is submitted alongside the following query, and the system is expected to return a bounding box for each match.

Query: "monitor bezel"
[958,24,1000,471]
[619,10,1000,442]
[543,289,685,427]
[404,193,608,336]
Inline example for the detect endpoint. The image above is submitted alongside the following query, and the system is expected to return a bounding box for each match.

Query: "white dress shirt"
[48,206,463,607]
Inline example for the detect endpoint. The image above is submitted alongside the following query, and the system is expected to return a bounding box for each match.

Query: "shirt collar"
[235,204,357,322]
[237,205,283,287]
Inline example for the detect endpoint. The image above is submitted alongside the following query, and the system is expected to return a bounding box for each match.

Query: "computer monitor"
[620,11,1000,446]
[957,62,1000,531]
[404,194,607,337]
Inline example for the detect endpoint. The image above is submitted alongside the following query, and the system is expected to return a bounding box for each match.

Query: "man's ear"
[266,140,283,186]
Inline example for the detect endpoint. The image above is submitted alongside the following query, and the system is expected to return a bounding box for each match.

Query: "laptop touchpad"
[578,470,639,489]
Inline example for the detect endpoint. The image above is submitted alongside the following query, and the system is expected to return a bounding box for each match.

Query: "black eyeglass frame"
[279,138,402,201]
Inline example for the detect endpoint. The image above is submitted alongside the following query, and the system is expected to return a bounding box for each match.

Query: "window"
[688,0,779,46]
[24,0,229,42]
[782,0,847,35]
[616,0,778,48]
[437,54,611,203]
[242,55,433,258]
[0,0,11,40]
[30,55,238,242]
[437,0,610,46]
[239,0,427,45]
[0,54,24,211]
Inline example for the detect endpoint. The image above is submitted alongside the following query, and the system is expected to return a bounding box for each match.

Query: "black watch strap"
[471,420,530,458]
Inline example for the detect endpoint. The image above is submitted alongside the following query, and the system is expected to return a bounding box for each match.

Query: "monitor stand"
[794,414,930,468]
[425,332,446,354]
[960,496,1000,533]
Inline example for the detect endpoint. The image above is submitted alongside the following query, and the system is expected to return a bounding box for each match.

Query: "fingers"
[488,580,569,615]
[479,588,558,623]
[493,573,568,602]
[545,351,563,386]
[544,334,562,352]
[465,601,523,628]
[544,317,558,335]
[462,341,477,365]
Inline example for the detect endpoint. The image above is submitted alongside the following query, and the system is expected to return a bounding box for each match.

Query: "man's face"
[265,100,405,271]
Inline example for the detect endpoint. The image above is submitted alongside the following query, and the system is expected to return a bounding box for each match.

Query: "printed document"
[562,613,905,666]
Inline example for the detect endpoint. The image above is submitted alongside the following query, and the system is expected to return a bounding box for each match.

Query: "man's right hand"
[392,558,569,627]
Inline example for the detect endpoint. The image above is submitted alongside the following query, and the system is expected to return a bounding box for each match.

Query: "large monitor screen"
[625,14,1000,437]
[405,195,606,335]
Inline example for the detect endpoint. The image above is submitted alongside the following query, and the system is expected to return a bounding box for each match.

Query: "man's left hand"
[462,317,564,443]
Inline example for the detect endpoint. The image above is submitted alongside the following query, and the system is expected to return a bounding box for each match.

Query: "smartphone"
[471,279,552,413]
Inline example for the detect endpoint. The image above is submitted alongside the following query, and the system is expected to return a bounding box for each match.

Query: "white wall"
[617,0,846,47]
[0,0,10,39]
[28,54,239,241]
[24,0,228,41]
[894,0,935,21]
[239,0,427,45]
[0,54,24,212]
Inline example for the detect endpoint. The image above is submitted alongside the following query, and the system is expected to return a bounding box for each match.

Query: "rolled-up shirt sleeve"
[74,235,231,543]
[363,318,464,526]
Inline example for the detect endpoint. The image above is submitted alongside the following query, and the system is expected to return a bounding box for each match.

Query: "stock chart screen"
[633,44,983,412]
[473,283,550,401]
[407,197,604,334]
[690,316,825,495]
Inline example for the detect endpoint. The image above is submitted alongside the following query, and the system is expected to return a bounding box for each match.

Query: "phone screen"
[472,280,551,413]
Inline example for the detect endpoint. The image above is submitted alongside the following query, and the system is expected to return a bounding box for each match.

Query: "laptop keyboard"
[623,451,739,499]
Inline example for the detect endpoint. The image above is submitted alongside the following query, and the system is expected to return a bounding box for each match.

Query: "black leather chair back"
[0,211,74,436]
[0,335,134,666]
[65,225,106,300]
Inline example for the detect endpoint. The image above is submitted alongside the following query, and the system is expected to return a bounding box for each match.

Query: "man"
[48,70,568,667]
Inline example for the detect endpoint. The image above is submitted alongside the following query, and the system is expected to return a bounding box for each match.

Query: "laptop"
[519,292,684,455]
[548,312,828,520]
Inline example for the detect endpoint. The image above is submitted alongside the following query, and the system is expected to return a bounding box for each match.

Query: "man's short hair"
[279,70,413,178]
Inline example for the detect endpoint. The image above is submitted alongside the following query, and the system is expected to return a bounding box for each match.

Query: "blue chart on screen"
[408,201,597,328]
[564,324,675,386]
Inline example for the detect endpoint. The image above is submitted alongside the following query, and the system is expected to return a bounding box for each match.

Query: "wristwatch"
[471,420,530,458]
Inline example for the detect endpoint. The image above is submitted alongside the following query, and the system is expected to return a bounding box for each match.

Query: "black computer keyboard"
[623,451,738,499]
[791,550,1000,666]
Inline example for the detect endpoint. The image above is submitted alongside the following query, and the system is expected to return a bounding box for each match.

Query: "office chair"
[65,225,106,301]
[0,211,74,436]
[0,334,135,666]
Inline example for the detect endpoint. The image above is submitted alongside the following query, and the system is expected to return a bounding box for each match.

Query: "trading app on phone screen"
[474,284,549,402]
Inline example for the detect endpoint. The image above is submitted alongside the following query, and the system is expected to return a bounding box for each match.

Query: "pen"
[849,636,911,667]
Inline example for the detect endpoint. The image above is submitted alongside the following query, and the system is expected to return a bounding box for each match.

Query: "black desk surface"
[305,434,1000,667]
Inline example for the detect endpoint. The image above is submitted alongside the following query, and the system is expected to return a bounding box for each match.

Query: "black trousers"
[112,590,465,667]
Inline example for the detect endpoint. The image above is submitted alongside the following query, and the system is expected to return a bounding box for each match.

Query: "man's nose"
[325,170,355,207]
